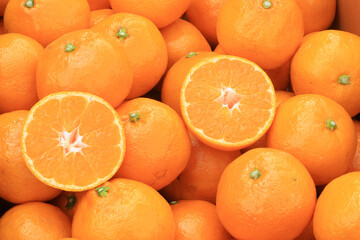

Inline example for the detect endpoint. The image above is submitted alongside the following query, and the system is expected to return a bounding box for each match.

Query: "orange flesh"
[23,94,124,191]
[183,57,275,146]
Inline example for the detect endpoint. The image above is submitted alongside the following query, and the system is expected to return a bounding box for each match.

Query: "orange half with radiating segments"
[180,55,276,151]
[21,92,126,191]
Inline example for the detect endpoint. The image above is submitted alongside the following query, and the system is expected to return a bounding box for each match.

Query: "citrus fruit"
[21,92,126,191]
[0,0,8,15]
[72,178,175,240]
[52,191,84,220]
[217,148,316,240]
[115,98,191,190]
[36,30,133,108]
[350,120,360,171]
[295,219,315,240]
[87,0,110,10]
[90,9,114,27]
[334,0,360,36]
[180,55,276,151]
[0,18,4,34]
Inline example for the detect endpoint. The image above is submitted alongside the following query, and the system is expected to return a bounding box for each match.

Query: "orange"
[243,90,295,151]
[350,120,360,171]
[295,0,336,35]
[162,51,218,115]
[57,239,79,240]
[160,19,211,73]
[267,94,357,185]
[291,30,360,117]
[313,172,360,240]
[214,44,225,54]
[92,13,167,99]
[0,0,8,15]
[186,0,228,46]
[217,148,316,240]
[334,0,360,36]
[170,200,232,240]
[72,178,175,240]
[0,33,43,113]
[295,219,315,240]
[115,98,191,190]
[180,55,276,151]
[4,0,90,47]
[90,9,114,27]
[0,202,71,240]
[109,0,191,28]
[0,110,61,204]
[0,18,4,34]
[161,134,240,204]
[52,191,84,220]
[87,0,110,11]
[217,0,304,70]
[36,30,133,108]
[21,92,126,191]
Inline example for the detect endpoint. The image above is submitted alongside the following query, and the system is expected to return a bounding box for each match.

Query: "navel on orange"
[180,55,276,151]
[21,92,126,191]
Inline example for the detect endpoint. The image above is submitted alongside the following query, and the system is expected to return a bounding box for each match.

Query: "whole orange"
[171,200,232,240]
[0,202,71,240]
[217,0,304,70]
[109,0,191,28]
[92,13,167,99]
[267,94,357,185]
[313,172,360,240]
[291,30,360,117]
[161,134,240,204]
[0,33,43,113]
[36,30,133,108]
[72,178,175,240]
[115,98,191,190]
[217,148,316,240]
[4,0,90,46]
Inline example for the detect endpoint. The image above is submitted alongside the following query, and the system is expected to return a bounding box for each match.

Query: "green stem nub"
[186,52,198,58]
[116,27,129,41]
[65,193,77,210]
[129,112,141,123]
[338,74,351,85]
[169,201,179,205]
[263,0,272,9]
[250,167,261,180]
[65,43,76,53]
[24,0,34,8]
[326,118,337,131]
[95,186,110,197]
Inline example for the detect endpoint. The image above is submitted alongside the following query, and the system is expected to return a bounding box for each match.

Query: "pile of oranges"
[0,0,359,239]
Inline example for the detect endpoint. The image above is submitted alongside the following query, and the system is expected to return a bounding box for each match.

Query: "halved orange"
[180,55,276,151]
[21,92,126,191]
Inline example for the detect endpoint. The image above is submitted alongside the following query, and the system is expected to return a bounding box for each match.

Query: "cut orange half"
[180,55,276,151]
[21,92,126,191]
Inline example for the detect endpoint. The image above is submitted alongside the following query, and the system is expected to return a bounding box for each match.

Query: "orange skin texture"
[0,33,43,113]
[291,30,360,117]
[295,219,315,240]
[0,202,71,240]
[214,45,290,90]
[161,51,219,115]
[87,0,110,11]
[115,98,191,190]
[72,178,175,240]
[160,135,240,204]
[217,0,304,70]
[109,0,191,28]
[36,30,133,108]
[186,0,228,47]
[334,0,360,36]
[217,148,316,240]
[90,9,114,27]
[267,94,357,185]
[160,19,211,73]
[92,13,167,99]
[313,172,360,240]
[4,0,90,47]
[243,90,295,151]
[350,120,360,171]
[294,0,336,35]
[0,111,61,204]
[0,0,8,15]
[171,200,232,240]
[52,192,85,220]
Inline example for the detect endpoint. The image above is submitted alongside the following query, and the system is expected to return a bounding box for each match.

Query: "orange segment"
[180,55,276,151]
[21,92,126,191]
